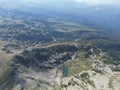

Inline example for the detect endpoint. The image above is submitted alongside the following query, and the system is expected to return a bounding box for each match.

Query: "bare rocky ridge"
[0,42,120,90]
[0,44,78,90]
[61,57,120,90]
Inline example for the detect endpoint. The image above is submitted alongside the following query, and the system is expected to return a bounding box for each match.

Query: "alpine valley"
[0,0,120,90]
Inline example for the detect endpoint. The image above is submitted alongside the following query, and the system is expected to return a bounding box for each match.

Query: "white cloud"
[74,0,120,5]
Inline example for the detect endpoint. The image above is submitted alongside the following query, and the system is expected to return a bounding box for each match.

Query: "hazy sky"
[0,0,120,8]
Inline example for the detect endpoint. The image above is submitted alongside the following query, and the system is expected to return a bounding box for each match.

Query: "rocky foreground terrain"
[0,42,120,90]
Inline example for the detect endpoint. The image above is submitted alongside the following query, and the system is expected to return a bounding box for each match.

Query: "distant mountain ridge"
[0,1,120,31]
